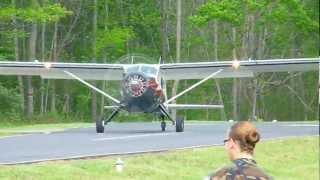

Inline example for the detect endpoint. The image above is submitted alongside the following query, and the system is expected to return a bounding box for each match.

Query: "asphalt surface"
[0,122,318,165]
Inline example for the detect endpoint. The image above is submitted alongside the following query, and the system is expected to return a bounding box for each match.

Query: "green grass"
[0,136,318,180]
[0,123,93,137]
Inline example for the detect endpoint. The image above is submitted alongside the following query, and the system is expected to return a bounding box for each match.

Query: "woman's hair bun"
[247,131,260,144]
[229,121,261,154]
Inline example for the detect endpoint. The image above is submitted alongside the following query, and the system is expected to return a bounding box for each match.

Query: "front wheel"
[161,121,166,131]
[96,119,105,133]
[175,117,184,132]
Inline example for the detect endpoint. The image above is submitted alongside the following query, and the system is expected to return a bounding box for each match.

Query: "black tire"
[96,120,105,133]
[161,121,166,131]
[175,117,184,132]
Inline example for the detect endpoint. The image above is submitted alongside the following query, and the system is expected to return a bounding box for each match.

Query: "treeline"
[0,0,318,122]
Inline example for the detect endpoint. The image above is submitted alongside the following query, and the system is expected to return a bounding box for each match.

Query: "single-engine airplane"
[0,56,318,133]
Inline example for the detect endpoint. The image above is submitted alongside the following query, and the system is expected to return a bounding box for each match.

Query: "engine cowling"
[123,73,147,97]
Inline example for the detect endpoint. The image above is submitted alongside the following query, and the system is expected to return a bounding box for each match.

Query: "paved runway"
[0,122,318,165]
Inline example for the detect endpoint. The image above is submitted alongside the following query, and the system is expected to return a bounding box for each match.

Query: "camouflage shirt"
[207,158,272,180]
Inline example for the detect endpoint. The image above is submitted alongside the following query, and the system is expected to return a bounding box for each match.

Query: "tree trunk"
[255,27,267,119]
[213,20,218,60]
[91,0,98,122]
[160,0,168,61]
[215,80,226,120]
[232,27,238,121]
[171,0,182,120]
[248,14,258,121]
[63,80,70,114]
[251,79,258,121]
[100,1,109,118]
[100,80,106,118]
[12,0,25,114]
[289,36,299,120]
[40,23,46,114]
[63,94,70,114]
[26,77,34,118]
[21,21,27,115]
[318,62,320,122]
[160,0,170,117]
[50,21,58,113]
[213,20,227,121]
[248,14,255,58]
[50,81,56,113]
[44,80,50,113]
[27,0,38,118]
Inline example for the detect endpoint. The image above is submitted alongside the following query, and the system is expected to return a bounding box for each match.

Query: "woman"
[208,121,272,180]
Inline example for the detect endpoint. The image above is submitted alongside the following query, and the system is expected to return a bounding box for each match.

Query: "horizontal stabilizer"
[165,104,224,110]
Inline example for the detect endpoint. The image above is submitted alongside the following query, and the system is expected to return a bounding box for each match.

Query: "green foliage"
[96,27,135,57]
[0,53,9,60]
[0,54,6,60]
[0,83,21,117]
[17,3,72,23]
[0,30,15,60]
[0,7,16,20]
[189,0,244,26]
[262,0,319,34]
[0,30,27,39]
[73,94,91,119]
[0,3,72,23]
[0,0,318,121]
[191,0,319,34]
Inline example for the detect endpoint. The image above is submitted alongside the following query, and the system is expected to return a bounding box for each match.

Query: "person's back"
[209,158,271,180]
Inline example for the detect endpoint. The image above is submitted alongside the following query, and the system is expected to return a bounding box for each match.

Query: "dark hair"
[229,121,260,154]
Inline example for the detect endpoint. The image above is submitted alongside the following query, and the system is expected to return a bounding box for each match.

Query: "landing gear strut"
[159,104,184,133]
[160,115,166,131]
[96,107,121,133]
[161,121,166,131]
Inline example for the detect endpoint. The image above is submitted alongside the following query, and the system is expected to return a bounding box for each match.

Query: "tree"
[171,0,182,120]
[0,0,318,122]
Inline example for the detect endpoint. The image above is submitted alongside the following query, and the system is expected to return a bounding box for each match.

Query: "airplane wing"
[159,58,319,80]
[0,61,124,80]
[0,58,318,81]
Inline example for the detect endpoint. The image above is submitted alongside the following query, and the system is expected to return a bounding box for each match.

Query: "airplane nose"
[124,74,147,97]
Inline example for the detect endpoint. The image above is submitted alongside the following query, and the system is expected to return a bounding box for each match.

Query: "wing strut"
[63,70,121,104]
[165,69,224,104]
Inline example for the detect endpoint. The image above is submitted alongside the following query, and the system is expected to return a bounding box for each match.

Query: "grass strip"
[0,136,318,180]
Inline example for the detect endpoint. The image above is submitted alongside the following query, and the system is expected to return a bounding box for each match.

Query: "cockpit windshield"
[141,65,157,76]
[125,65,158,77]
[126,66,140,74]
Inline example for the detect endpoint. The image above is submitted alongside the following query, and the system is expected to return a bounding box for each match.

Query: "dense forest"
[0,0,319,122]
